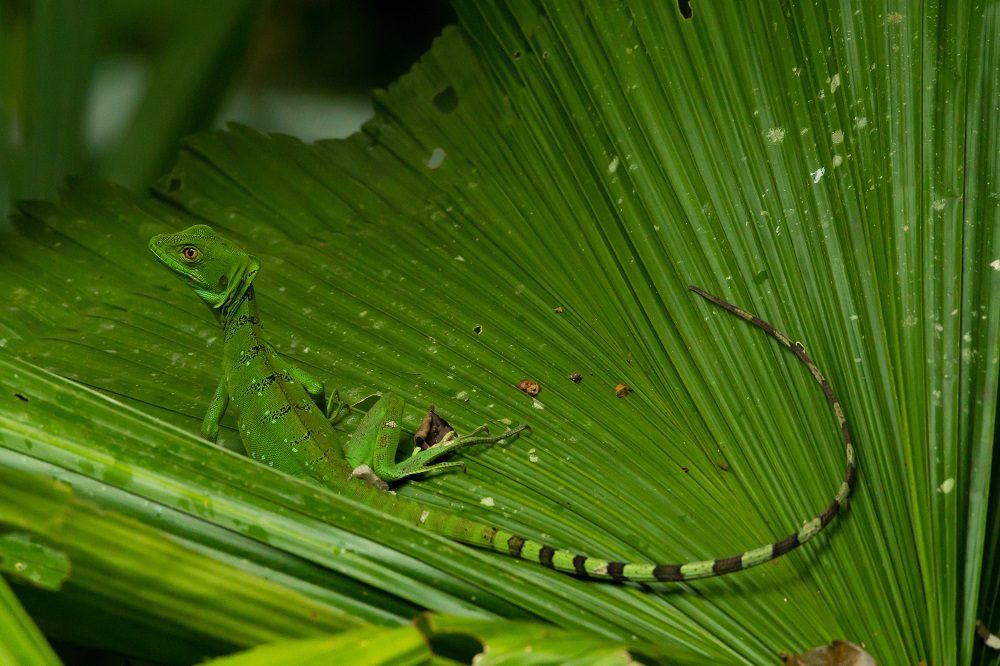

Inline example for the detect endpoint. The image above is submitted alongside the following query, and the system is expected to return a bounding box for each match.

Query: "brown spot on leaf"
[615,383,631,398]
[779,640,876,665]
[517,379,540,396]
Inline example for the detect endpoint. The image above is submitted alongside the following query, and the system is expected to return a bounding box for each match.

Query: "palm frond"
[0,2,997,663]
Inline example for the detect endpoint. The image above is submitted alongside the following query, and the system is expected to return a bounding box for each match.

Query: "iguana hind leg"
[345,392,528,485]
[386,425,529,482]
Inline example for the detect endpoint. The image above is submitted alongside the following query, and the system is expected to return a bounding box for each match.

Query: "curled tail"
[431,286,857,582]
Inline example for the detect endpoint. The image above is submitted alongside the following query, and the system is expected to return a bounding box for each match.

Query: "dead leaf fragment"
[517,379,540,396]
[779,640,876,666]
[414,407,455,450]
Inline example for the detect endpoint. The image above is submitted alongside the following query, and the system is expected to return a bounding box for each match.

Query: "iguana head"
[149,224,260,312]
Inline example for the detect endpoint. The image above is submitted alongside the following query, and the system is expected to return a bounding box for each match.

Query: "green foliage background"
[1,1,998,665]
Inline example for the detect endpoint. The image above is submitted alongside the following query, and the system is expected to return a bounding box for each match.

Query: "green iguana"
[149,224,857,582]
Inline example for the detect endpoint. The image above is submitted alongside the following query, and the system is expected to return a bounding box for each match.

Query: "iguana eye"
[181,246,200,262]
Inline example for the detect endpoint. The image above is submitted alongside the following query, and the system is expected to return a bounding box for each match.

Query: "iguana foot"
[376,423,529,483]
[435,423,530,449]
[325,389,351,425]
[344,392,530,486]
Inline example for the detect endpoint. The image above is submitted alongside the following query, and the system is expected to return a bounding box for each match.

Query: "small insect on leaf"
[553,306,565,314]
[14,393,28,402]
[517,379,541,396]
[568,372,582,383]
[615,383,631,398]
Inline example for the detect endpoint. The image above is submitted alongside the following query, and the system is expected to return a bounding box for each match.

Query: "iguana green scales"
[150,224,857,582]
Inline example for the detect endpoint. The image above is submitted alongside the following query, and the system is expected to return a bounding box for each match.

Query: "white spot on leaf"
[426,147,446,169]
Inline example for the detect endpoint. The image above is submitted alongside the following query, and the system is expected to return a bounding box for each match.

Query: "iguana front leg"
[201,377,229,442]
[286,364,350,424]
[345,392,528,486]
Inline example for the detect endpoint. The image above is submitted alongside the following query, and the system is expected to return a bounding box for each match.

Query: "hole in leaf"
[426,631,483,663]
[433,86,458,113]
[677,0,693,19]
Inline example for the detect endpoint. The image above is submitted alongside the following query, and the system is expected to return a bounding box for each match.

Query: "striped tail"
[977,621,1000,650]
[434,286,857,582]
